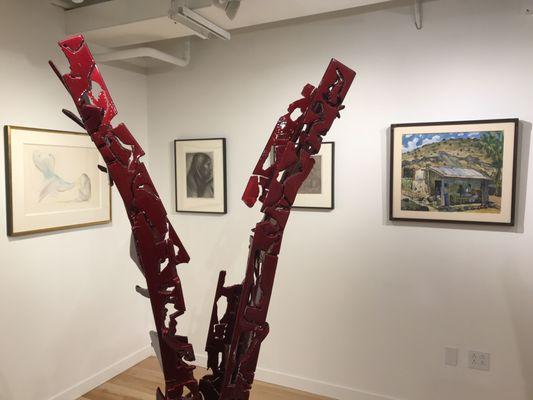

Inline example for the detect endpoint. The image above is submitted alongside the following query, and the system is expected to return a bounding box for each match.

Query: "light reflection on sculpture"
[199,59,355,400]
[50,35,201,400]
[50,34,355,400]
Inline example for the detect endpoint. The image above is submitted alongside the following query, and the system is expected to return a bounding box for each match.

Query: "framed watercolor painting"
[5,125,111,236]
[271,141,335,210]
[390,119,518,225]
[174,138,227,214]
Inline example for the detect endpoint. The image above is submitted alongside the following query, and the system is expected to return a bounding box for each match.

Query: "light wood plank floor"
[79,357,331,400]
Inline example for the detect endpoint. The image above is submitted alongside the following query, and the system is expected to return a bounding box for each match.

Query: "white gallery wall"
[147,1,533,400]
[0,1,153,400]
[0,1,532,400]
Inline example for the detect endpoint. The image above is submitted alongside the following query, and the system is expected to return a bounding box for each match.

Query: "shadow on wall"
[502,120,533,399]
[6,219,114,242]
[513,121,532,234]
[382,121,530,234]
[503,260,533,400]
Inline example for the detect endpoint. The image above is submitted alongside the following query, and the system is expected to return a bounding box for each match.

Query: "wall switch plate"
[445,347,458,366]
[468,351,490,371]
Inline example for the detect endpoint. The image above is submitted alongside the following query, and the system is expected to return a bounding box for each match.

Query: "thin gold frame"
[4,125,112,236]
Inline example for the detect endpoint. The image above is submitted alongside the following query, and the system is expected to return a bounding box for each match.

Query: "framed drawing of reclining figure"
[5,125,111,236]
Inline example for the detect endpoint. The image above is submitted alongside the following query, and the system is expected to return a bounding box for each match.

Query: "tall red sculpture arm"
[199,60,356,400]
[49,35,200,400]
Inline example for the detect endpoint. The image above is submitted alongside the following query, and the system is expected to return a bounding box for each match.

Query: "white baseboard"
[47,346,153,400]
[194,354,402,400]
[47,347,402,400]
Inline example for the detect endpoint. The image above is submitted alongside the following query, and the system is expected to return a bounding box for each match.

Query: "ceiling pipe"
[94,40,190,67]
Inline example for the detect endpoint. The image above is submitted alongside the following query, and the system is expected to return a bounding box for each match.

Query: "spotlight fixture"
[212,0,241,20]
[169,1,231,40]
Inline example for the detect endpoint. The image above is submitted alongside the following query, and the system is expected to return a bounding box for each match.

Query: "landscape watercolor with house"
[401,131,504,213]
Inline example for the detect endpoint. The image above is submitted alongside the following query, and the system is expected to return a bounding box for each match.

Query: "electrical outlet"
[468,351,490,371]
[445,347,458,366]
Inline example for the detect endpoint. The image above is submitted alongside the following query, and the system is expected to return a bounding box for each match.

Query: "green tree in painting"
[480,131,504,196]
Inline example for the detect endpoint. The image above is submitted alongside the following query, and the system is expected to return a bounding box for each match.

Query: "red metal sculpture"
[50,34,355,400]
[199,60,355,399]
[50,35,201,400]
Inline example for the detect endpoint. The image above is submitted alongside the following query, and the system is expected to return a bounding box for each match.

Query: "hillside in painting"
[400,133,503,213]
[402,138,496,178]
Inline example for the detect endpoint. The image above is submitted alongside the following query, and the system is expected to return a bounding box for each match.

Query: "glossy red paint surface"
[51,35,201,400]
[200,59,356,400]
[51,35,355,400]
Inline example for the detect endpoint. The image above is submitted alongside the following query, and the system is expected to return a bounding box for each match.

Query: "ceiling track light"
[212,0,241,20]
[169,1,231,41]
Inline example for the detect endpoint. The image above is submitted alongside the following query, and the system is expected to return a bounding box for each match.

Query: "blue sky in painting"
[402,131,487,153]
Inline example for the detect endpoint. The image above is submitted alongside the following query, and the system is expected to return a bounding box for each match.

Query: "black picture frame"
[272,141,335,210]
[389,118,518,226]
[174,138,227,214]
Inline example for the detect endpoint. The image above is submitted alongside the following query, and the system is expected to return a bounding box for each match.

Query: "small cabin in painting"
[427,167,492,207]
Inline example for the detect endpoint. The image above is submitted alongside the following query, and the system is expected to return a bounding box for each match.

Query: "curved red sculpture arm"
[50,35,200,400]
[200,59,356,400]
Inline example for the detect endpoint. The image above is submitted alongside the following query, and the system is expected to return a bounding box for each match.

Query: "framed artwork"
[272,141,334,210]
[5,125,112,236]
[390,119,518,225]
[174,138,227,214]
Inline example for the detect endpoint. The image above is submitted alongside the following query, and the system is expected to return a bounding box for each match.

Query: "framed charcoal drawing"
[5,125,112,236]
[272,141,334,210]
[174,138,227,214]
[390,119,518,225]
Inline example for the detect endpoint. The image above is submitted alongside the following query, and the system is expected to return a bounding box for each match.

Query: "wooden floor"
[79,357,330,400]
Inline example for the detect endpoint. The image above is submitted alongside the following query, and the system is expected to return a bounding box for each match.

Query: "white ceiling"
[64,0,397,48]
